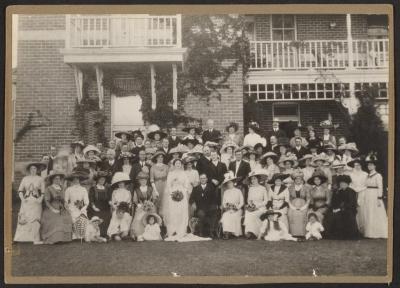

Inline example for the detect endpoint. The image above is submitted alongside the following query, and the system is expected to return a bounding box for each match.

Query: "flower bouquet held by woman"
[171,190,184,202]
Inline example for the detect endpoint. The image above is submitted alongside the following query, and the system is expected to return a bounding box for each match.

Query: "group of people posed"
[14,118,388,245]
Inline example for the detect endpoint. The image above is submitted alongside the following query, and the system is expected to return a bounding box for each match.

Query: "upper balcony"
[61,14,186,64]
[249,39,389,71]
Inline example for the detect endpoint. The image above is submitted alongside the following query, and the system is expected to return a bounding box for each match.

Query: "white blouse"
[223,188,244,210]
[243,133,267,148]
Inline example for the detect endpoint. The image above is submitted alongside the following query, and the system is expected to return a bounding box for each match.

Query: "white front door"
[111,94,144,136]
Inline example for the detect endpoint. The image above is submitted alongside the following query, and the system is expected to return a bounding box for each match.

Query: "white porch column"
[346,14,354,69]
[150,64,156,110]
[73,65,83,103]
[176,14,182,48]
[65,14,71,48]
[95,65,104,109]
[172,63,178,110]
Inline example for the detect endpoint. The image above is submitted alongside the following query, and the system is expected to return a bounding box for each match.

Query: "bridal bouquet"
[171,190,184,202]
[142,200,156,213]
[225,203,238,212]
[74,200,85,210]
[245,202,257,212]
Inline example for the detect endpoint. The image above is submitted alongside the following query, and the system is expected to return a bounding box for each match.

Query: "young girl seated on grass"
[137,213,162,241]
[305,212,324,240]
[85,216,107,243]
[107,202,132,241]
[258,210,298,241]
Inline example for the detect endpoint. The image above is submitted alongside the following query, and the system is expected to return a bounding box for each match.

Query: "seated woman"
[107,202,132,241]
[109,172,132,212]
[14,162,46,244]
[87,171,111,238]
[278,153,298,186]
[329,175,359,240]
[266,173,290,230]
[258,210,297,241]
[243,170,269,239]
[287,169,310,238]
[220,171,244,239]
[41,171,73,244]
[307,170,331,233]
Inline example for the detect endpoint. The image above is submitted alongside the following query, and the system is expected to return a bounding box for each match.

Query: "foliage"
[14,110,50,143]
[92,111,108,146]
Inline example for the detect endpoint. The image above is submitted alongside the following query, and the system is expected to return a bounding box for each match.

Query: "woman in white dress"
[64,169,90,239]
[14,162,46,244]
[299,154,315,183]
[245,149,263,172]
[348,159,368,233]
[220,141,238,168]
[220,171,244,239]
[243,170,268,239]
[266,173,290,229]
[362,154,388,238]
[260,152,280,182]
[164,159,191,241]
[243,122,267,148]
[183,156,200,195]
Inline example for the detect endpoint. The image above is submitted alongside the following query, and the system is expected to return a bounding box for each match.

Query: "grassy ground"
[11,238,386,277]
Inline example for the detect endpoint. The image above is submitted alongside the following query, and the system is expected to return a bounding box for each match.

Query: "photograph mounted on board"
[4,4,394,284]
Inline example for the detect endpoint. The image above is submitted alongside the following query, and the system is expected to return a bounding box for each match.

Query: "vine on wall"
[14,110,51,143]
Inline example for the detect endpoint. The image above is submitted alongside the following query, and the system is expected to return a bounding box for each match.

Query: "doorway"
[272,103,300,138]
[111,94,144,136]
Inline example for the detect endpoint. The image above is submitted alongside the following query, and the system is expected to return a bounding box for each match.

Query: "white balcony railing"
[250,39,388,70]
[66,15,181,49]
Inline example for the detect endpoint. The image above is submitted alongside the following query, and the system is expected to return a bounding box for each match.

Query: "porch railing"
[250,39,388,70]
[66,15,181,48]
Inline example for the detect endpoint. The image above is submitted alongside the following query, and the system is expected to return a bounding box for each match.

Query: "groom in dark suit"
[189,174,219,238]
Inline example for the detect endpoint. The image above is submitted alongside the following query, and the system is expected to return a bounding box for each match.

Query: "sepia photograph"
[4,4,394,284]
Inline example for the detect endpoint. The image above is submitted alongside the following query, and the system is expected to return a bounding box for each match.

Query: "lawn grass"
[11,238,387,277]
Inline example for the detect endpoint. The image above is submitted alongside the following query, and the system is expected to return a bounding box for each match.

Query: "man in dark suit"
[292,137,309,160]
[101,148,118,177]
[208,150,228,187]
[269,121,287,139]
[202,119,222,143]
[189,173,219,238]
[130,134,146,163]
[265,135,280,154]
[167,127,181,148]
[130,149,151,188]
[196,145,212,177]
[228,149,251,184]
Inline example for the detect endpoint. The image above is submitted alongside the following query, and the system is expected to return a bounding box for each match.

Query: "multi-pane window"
[271,15,296,41]
[354,82,388,99]
[244,83,350,101]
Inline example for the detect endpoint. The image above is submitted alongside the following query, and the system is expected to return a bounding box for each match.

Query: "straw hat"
[141,213,162,226]
[298,154,314,163]
[338,142,359,155]
[225,122,239,132]
[26,161,47,172]
[347,158,363,168]
[111,172,131,187]
[267,173,290,184]
[307,170,328,185]
[83,145,101,156]
[204,141,220,148]
[183,155,197,164]
[291,168,305,180]
[331,159,346,169]
[260,210,282,221]
[145,147,157,155]
[311,153,330,166]
[45,170,65,183]
[221,171,239,186]
[260,151,279,163]
[114,131,132,140]
[89,216,103,224]
[181,137,199,147]
[220,141,239,154]
[279,153,298,168]
[71,140,85,148]
[151,151,166,163]
[320,119,334,129]
[188,144,204,156]
[244,169,269,185]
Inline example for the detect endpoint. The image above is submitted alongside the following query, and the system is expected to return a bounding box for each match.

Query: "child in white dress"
[305,213,324,240]
[258,210,297,241]
[85,216,107,243]
[137,214,162,241]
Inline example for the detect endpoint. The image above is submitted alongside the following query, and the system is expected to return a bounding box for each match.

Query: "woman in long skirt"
[220,172,244,239]
[150,151,169,219]
[287,169,310,237]
[40,172,73,244]
[243,170,268,239]
[14,162,46,244]
[266,173,291,229]
[362,154,388,238]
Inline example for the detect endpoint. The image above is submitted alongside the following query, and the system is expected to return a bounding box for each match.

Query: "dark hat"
[142,213,162,226]
[336,175,352,185]
[181,137,199,147]
[307,170,328,185]
[45,171,65,183]
[129,129,144,140]
[364,152,378,165]
[147,130,167,141]
[347,158,363,168]
[114,131,132,140]
[254,143,265,152]
[260,210,282,221]
[94,171,110,182]
[267,173,289,184]
[225,122,239,132]
[66,168,90,181]
[151,151,167,163]
[71,140,85,148]
[308,212,318,220]
[182,126,202,134]
[248,121,260,133]
[171,158,183,166]
[26,162,47,172]
[323,143,337,153]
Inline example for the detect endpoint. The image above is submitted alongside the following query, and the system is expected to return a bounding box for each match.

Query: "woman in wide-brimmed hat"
[220,141,238,168]
[259,152,280,181]
[298,154,315,183]
[87,171,111,238]
[320,119,337,147]
[323,143,337,164]
[265,172,290,230]
[130,171,158,240]
[110,172,132,212]
[243,121,267,148]
[243,169,269,239]
[220,171,244,239]
[115,151,135,182]
[307,169,330,229]
[40,171,74,244]
[75,158,97,191]
[338,142,359,170]
[224,122,243,146]
[182,124,203,146]
[361,152,387,239]
[311,153,332,186]
[14,161,47,244]
[258,209,297,241]
[83,145,102,162]
[287,169,311,237]
[279,153,298,186]
[149,151,169,218]
[306,128,322,154]
[63,168,90,240]
[245,148,263,172]
[71,140,86,164]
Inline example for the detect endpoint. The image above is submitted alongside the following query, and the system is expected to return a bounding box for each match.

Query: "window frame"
[270,14,297,41]
[272,102,300,123]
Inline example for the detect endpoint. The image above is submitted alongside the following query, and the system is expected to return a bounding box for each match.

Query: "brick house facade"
[13,14,388,180]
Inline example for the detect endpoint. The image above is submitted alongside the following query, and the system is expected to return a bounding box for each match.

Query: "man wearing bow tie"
[202,119,222,144]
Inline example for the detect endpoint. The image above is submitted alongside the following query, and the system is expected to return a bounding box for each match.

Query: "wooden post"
[150,64,156,110]
[176,14,182,48]
[95,65,104,109]
[73,65,83,104]
[346,14,353,69]
[172,63,178,110]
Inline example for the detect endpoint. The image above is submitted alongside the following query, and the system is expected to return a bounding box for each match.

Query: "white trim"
[172,63,178,110]
[95,65,104,109]
[150,64,156,110]
[270,14,297,41]
[18,30,66,41]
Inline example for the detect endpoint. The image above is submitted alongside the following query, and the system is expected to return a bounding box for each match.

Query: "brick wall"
[254,14,368,41]
[183,60,244,135]
[255,101,350,139]
[19,15,65,31]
